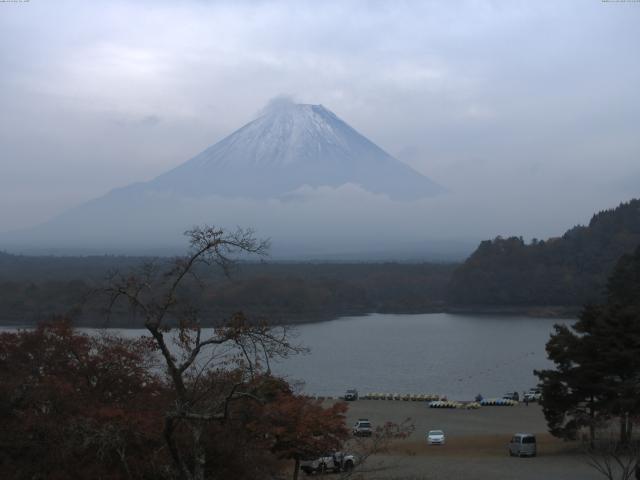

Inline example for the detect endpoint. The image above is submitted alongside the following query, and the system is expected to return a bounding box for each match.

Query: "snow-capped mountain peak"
[149,102,443,200]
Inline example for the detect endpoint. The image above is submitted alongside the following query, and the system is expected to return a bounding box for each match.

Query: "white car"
[353,419,373,437]
[427,429,446,445]
[523,389,542,402]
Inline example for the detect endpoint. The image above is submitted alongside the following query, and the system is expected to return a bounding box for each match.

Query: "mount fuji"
[128,101,443,200]
[3,101,447,256]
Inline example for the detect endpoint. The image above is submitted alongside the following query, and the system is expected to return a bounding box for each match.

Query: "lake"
[1,313,572,400]
[271,313,573,400]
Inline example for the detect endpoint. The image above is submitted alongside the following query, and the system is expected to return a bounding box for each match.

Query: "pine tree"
[536,245,640,444]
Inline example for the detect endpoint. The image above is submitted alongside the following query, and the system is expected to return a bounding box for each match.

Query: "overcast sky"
[1,0,639,241]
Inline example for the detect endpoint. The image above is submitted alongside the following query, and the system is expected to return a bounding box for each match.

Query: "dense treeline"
[0,253,454,326]
[448,199,640,308]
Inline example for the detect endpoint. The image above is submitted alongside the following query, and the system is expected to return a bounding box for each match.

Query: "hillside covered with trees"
[448,199,640,309]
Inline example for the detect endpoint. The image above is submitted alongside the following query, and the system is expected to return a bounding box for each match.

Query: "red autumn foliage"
[260,392,350,480]
[0,320,353,480]
[0,318,167,479]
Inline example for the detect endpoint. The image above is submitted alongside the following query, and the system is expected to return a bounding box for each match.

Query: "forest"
[0,252,454,327]
[2,199,639,326]
[448,199,640,309]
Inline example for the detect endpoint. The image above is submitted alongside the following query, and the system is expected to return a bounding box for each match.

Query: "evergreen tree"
[536,245,640,444]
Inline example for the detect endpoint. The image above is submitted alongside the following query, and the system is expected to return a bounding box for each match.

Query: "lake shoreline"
[0,305,579,329]
[444,305,580,319]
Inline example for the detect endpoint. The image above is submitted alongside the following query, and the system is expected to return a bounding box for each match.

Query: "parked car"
[344,389,359,401]
[503,391,520,401]
[426,429,446,445]
[508,433,536,457]
[523,389,542,402]
[299,451,355,474]
[353,419,373,437]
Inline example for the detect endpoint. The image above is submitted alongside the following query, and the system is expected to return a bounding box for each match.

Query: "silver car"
[427,430,446,445]
[508,433,536,457]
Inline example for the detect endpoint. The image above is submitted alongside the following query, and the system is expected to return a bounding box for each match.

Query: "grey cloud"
[139,115,162,127]
[258,94,297,117]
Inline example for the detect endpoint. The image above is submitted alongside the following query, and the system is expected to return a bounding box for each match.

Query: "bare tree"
[105,226,303,480]
[584,428,640,480]
[339,418,415,480]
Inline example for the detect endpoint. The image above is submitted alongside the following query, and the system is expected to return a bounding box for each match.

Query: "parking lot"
[338,400,602,480]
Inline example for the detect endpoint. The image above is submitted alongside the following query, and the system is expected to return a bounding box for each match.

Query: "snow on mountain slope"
[146,102,443,200]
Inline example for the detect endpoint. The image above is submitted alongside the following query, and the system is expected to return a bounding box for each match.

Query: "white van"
[508,433,536,457]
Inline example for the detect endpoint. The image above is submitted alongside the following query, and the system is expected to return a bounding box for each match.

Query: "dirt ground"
[331,399,602,480]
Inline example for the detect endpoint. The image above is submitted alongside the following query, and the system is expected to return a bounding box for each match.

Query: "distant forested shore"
[1,198,638,327]
[0,256,454,327]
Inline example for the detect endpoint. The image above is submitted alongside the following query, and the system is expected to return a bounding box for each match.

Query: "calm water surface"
[2,313,571,400]
[270,313,571,399]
